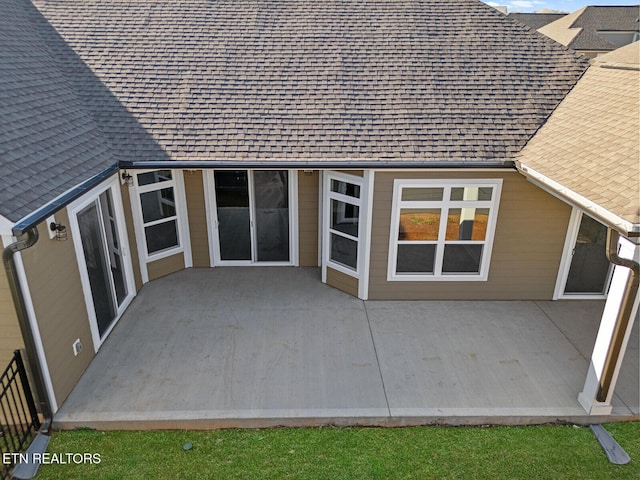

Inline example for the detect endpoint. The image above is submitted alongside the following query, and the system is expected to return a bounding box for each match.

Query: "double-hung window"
[135,170,181,256]
[327,175,362,273]
[388,179,502,281]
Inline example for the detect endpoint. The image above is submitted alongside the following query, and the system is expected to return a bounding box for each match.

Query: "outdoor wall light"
[49,222,68,241]
[121,171,134,186]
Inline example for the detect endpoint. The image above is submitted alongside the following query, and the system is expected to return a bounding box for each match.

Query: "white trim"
[358,170,375,300]
[0,215,14,236]
[317,172,323,268]
[67,175,136,352]
[3,236,59,413]
[323,171,365,279]
[206,169,297,266]
[518,163,637,237]
[129,169,191,283]
[174,170,192,268]
[290,170,300,266]
[203,170,216,268]
[387,178,502,281]
[578,237,640,414]
[553,208,612,300]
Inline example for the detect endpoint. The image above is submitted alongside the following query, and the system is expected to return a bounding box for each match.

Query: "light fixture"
[121,171,134,186]
[49,222,68,241]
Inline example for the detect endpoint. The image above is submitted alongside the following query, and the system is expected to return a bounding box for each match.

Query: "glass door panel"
[214,171,251,261]
[77,203,117,336]
[99,189,128,306]
[253,171,289,262]
[565,214,611,294]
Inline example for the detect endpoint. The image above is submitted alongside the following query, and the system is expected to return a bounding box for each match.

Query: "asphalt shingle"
[30,0,587,164]
[516,42,640,226]
[0,0,114,221]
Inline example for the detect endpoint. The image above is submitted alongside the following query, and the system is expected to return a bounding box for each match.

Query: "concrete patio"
[53,268,639,429]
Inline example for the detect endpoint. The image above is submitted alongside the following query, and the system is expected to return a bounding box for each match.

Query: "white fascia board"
[518,163,638,241]
[0,214,14,236]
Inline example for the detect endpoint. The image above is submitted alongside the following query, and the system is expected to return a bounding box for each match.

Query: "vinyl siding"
[20,215,94,407]
[297,170,319,266]
[147,253,185,281]
[120,181,143,291]
[184,170,210,268]
[368,170,572,300]
[0,263,23,370]
[326,266,359,297]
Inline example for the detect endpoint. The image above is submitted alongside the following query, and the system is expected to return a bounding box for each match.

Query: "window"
[135,170,180,256]
[388,179,502,281]
[327,175,363,272]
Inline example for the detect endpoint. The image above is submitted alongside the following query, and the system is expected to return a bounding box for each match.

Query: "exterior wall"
[184,170,210,268]
[0,260,23,369]
[368,170,572,300]
[326,266,359,297]
[336,170,364,177]
[297,170,319,267]
[20,216,94,407]
[120,181,143,291]
[147,252,186,281]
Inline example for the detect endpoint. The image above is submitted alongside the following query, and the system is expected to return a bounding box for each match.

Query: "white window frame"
[553,208,613,300]
[204,169,298,267]
[129,169,191,283]
[67,175,137,352]
[387,178,502,281]
[323,172,365,278]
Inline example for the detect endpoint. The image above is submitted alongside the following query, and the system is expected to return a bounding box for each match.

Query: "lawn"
[36,423,639,479]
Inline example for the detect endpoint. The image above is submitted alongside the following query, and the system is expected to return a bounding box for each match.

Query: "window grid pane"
[398,209,441,241]
[330,180,360,198]
[330,233,358,270]
[391,182,499,279]
[445,208,489,241]
[140,188,176,224]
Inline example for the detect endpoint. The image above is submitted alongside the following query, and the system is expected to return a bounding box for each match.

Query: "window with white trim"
[327,176,362,273]
[388,179,502,281]
[135,170,181,256]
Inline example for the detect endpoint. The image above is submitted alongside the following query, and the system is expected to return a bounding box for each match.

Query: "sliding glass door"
[213,170,291,264]
[76,189,129,338]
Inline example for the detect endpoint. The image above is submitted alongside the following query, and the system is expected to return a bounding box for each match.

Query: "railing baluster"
[0,350,41,480]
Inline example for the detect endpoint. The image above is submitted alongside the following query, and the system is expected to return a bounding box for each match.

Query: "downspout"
[597,229,640,403]
[2,227,52,429]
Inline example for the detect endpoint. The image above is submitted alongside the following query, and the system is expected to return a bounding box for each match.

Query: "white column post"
[578,236,640,414]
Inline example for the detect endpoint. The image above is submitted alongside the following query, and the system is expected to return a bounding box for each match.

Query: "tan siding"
[184,170,210,267]
[0,267,23,369]
[21,215,95,406]
[147,253,185,281]
[326,267,359,297]
[297,170,319,266]
[336,170,363,177]
[368,170,571,300]
[120,182,143,292]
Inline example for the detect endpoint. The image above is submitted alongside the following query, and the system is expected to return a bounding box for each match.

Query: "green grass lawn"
[36,423,639,479]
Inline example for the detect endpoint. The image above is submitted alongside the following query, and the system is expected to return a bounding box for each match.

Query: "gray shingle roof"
[508,13,567,31]
[31,0,588,164]
[0,0,114,222]
[541,6,640,51]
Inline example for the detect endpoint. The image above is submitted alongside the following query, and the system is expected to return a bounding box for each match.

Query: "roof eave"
[11,164,119,237]
[517,162,639,241]
[119,159,516,170]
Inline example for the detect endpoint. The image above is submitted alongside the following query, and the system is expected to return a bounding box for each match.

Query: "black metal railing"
[1,350,40,480]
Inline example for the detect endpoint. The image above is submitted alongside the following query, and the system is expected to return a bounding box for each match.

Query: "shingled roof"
[508,13,567,31]
[0,0,114,222]
[516,42,640,232]
[30,0,587,165]
[538,6,640,52]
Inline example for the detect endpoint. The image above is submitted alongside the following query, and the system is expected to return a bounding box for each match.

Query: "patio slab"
[53,268,638,429]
